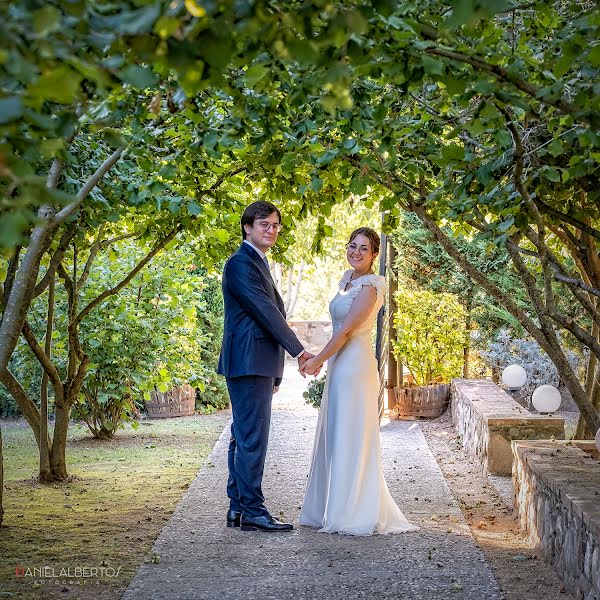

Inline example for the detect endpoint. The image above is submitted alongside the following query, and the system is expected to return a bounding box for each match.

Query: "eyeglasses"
[256,221,283,233]
[346,242,371,255]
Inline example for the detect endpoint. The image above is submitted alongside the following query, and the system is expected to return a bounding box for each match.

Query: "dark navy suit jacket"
[217,242,304,386]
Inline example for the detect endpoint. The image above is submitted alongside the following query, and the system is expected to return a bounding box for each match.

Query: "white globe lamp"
[531,384,562,414]
[502,365,527,391]
[595,429,600,453]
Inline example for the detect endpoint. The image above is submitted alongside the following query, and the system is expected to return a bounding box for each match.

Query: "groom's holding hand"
[218,201,314,532]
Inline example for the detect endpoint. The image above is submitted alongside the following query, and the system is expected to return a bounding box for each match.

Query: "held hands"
[298,350,322,378]
[297,351,313,378]
[300,357,322,377]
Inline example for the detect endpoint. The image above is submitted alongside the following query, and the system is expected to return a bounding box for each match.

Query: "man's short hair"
[241,201,281,239]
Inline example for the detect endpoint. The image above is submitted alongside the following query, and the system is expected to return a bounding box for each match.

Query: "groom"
[217,201,314,532]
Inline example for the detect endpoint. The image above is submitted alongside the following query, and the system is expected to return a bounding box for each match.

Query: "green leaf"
[497,217,514,232]
[213,229,230,243]
[187,201,202,216]
[28,66,82,105]
[495,130,513,148]
[287,40,319,65]
[158,164,177,179]
[0,97,23,124]
[441,144,465,162]
[33,6,62,35]
[547,139,563,157]
[587,45,600,66]
[119,65,157,90]
[422,55,444,76]
[0,211,30,247]
[542,166,561,182]
[310,177,323,193]
[154,16,181,39]
[116,4,161,35]
[244,65,269,87]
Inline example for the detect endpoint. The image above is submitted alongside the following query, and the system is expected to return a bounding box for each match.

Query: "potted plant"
[392,288,465,418]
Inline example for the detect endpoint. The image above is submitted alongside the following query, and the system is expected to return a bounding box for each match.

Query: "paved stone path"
[123,366,503,600]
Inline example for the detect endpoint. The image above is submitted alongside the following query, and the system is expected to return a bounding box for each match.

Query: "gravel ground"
[123,365,502,600]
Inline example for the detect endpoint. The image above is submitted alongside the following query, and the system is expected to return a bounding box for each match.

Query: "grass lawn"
[0,411,230,600]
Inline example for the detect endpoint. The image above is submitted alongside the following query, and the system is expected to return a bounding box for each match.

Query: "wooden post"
[387,240,399,408]
[375,233,387,368]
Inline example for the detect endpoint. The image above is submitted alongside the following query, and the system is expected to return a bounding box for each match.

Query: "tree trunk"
[39,276,55,483]
[575,314,599,439]
[0,367,44,447]
[287,261,305,318]
[50,402,71,480]
[284,265,293,312]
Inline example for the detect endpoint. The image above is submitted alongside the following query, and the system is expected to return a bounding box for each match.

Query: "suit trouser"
[226,375,274,518]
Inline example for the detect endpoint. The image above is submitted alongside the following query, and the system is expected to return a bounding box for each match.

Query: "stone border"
[451,379,565,475]
[512,440,600,599]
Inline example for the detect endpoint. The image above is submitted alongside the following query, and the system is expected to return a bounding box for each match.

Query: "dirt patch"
[420,412,573,600]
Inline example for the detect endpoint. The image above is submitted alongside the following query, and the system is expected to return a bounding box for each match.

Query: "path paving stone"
[123,366,503,600]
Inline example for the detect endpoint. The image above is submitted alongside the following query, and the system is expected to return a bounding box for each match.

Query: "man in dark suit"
[218,201,314,532]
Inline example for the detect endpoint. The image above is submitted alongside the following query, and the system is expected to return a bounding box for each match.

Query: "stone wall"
[513,440,600,600]
[287,320,332,355]
[451,379,565,475]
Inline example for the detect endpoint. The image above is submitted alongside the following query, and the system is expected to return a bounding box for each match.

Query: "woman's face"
[346,233,377,271]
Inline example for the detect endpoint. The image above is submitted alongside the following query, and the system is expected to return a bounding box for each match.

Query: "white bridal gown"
[299,270,419,536]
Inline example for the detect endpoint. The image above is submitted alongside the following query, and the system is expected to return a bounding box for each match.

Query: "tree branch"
[2,246,21,311]
[196,165,247,197]
[534,197,600,242]
[75,226,181,324]
[52,146,125,228]
[0,367,43,446]
[553,272,600,299]
[33,225,78,298]
[424,45,593,125]
[547,310,600,362]
[21,321,63,392]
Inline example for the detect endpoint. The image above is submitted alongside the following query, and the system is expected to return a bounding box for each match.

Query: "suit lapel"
[239,243,286,312]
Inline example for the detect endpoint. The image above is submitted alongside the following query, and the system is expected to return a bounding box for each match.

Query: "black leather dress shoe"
[240,514,293,532]
[226,509,241,528]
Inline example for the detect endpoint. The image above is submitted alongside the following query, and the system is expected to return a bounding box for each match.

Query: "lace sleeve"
[346,275,386,301]
[338,269,353,290]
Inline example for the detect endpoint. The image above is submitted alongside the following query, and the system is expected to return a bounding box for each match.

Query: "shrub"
[480,329,582,403]
[392,288,466,385]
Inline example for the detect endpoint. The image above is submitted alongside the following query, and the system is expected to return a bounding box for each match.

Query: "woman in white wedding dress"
[299,227,418,536]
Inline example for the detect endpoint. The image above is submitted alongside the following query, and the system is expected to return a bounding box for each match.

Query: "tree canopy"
[1,0,599,484]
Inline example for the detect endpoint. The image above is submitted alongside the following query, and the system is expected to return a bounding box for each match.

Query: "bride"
[299,227,418,536]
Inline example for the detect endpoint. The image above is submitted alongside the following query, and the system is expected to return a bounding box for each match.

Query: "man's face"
[244,211,281,251]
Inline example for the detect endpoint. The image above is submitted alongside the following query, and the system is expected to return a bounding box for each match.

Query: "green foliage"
[303,373,327,409]
[392,288,466,385]
[193,269,229,412]
[72,244,228,435]
[392,210,526,343]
